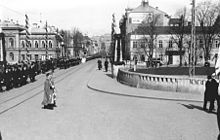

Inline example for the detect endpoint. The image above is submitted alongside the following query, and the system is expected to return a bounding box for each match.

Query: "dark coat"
[204,79,218,101]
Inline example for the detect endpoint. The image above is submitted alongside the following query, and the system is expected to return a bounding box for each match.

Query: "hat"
[46,72,50,77]
[207,75,212,79]
[212,73,216,77]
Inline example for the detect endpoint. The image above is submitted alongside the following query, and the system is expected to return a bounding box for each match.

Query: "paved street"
[0,60,219,140]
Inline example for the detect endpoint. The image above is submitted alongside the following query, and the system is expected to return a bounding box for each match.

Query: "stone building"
[0,20,62,64]
[124,0,220,65]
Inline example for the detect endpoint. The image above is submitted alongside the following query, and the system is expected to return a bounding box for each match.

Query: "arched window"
[28,40,32,48]
[42,41,46,48]
[9,38,14,48]
[35,41,39,48]
[21,40,25,48]
[49,41,53,48]
[9,52,14,61]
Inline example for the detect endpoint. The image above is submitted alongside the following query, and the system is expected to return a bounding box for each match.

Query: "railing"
[117,69,206,94]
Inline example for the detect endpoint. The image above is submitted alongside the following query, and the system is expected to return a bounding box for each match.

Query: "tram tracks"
[0,62,87,115]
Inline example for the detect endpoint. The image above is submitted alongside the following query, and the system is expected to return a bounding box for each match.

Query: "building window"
[48,54,53,59]
[133,41,138,48]
[35,54,39,60]
[168,40,173,48]
[159,40,163,48]
[25,40,32,48]
[141,55,145,61]
[140,41,145,48]
[9,38,14,48]
[129,18,132,23]
[21,54,25,60]
[29,41,32,48]
[42,41,46,48]
[49,41,53,48]
[21,40,25,48]
[216,40,219,48]
[35,41,39,48]
[199,39,204,48]
[9,52,14,61]
[27,54,32,60]
[41,55,46,60]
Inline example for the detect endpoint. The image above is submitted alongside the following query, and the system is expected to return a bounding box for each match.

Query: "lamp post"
[61,41,64,58]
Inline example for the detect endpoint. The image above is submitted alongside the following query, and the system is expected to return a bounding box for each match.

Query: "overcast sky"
[0,0,218,36]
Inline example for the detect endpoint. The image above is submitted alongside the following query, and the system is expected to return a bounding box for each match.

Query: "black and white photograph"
[1,0,220,139]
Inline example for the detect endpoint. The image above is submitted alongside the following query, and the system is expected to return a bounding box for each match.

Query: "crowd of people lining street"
[0,57,81,92]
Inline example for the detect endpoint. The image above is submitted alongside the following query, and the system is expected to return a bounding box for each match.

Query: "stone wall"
[117,69,206,94]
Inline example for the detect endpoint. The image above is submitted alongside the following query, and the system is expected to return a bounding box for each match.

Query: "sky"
[0,0,218,36]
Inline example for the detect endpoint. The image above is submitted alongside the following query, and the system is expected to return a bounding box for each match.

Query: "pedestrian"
[41,73,54,110]
[104,59,109,72]
[203,75,218,112]
[97,59,102,70]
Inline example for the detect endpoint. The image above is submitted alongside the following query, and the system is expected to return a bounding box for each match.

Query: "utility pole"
[189,0,196,76]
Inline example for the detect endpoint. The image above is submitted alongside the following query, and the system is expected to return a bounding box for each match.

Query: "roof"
[169,18,181,25]
[129,1,168,15]
[19,27,57,35]
[132,26,220,35]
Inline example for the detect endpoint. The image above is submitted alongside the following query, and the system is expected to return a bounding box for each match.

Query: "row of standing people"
[0,58,57,91]
[0,57,79,92]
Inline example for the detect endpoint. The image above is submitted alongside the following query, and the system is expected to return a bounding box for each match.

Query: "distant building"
[124,0,220,65]
[0,20,62,63]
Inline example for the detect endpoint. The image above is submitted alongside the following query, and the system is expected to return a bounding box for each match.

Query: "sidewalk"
[87,70,204,102]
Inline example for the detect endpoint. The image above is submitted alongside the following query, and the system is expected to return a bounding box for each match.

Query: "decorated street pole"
[45,21,48,60]
[25,14,30,62]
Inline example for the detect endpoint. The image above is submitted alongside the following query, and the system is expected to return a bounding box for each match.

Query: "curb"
[87,82,203,103]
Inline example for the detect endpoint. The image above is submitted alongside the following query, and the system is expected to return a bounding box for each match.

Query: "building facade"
[124,0,220,65]
[0,20,62,64]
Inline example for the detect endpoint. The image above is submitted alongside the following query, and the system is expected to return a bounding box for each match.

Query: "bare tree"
[135,14,161,66]
[169,7,191,66]
[71,28,84,57]
[196,0,220,61]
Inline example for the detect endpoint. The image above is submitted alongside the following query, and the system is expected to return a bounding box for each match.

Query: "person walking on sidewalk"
[203,75,218,112]
[41,73,54,110]
[97,59,102,70]
[104,59,109,72]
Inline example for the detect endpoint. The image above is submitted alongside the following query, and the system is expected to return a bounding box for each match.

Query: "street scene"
[1,0,220,139]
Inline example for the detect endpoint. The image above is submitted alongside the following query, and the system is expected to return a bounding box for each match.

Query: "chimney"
[156,7,158,10]
[142,0,149,6]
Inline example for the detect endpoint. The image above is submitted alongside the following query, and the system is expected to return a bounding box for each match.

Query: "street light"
[61,41,64,58]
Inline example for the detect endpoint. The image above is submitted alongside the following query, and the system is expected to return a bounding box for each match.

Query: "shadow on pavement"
[106,74,113,79]
[180,103,217,115]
